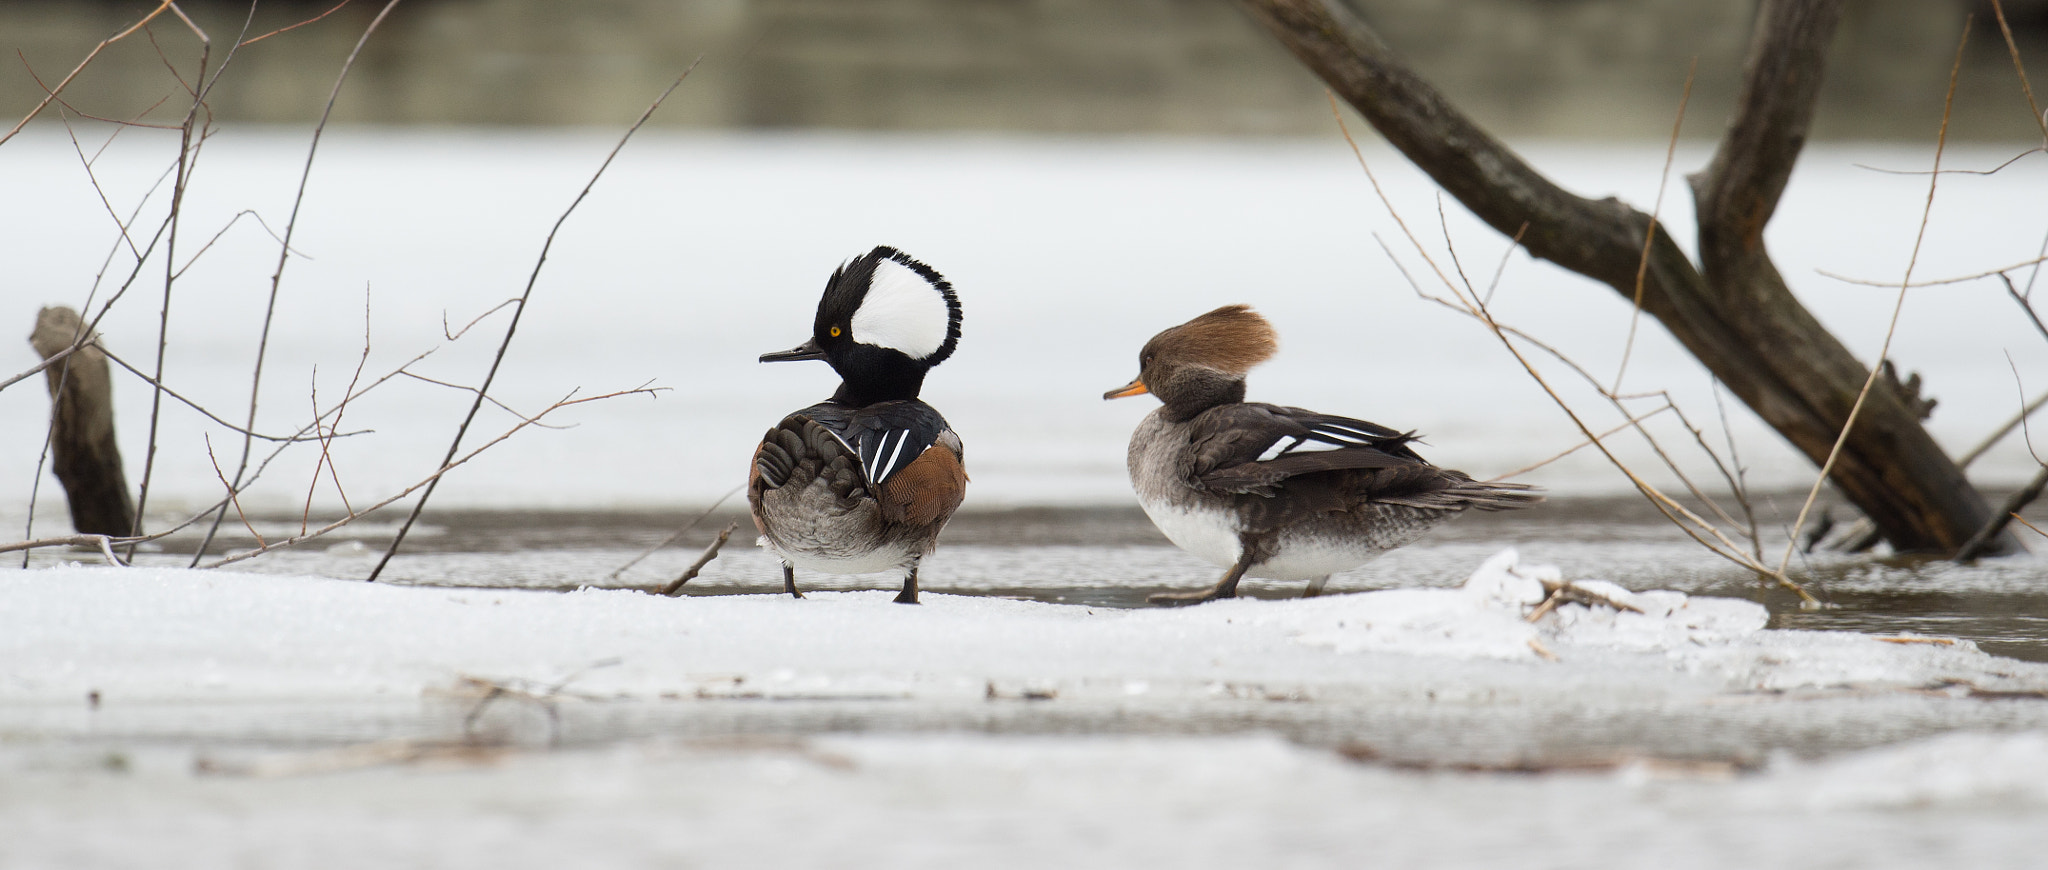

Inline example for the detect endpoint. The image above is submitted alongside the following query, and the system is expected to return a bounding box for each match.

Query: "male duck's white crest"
[851,255,957,361]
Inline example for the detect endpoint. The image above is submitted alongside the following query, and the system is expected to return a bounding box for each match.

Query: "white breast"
[1134,497,1243,569]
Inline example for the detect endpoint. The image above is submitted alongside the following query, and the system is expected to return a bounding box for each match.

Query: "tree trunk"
[29,306,137,537]
[1235,0,2010,555]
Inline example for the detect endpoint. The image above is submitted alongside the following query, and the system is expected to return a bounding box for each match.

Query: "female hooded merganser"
[749,246,967,604]
[1105,305,1540,605]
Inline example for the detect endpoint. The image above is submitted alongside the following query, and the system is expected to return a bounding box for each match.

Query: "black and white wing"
[1187,403,1431,496]
[800,399,956,486]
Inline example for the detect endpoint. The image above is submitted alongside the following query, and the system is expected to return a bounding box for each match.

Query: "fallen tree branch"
[1236,0,2004,556]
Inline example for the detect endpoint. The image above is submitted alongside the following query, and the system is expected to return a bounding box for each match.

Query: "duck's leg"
[782,562,804,599]
[1302,575,1331,598]
[894,559,921,605]
[1148,550,1255,606]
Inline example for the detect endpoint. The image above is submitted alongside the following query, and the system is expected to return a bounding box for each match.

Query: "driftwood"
[1237,0,2012,556]
[29,306,137,536]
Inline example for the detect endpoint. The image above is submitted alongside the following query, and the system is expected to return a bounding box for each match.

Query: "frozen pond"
[4,129,2047,514]
[6,130,2048,866]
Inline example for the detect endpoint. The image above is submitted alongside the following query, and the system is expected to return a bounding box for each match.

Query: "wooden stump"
[29,307,136,536]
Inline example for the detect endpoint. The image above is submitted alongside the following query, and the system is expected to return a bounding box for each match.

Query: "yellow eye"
[829,326,842,337]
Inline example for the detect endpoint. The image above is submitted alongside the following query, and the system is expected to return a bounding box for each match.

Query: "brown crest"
[1146,304,1278,374]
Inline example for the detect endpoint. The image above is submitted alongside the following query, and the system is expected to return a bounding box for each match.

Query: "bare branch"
[660,522,740,596]
[369,59,703,581]
[1,1,179,146]
[196,0,406,565]
[202,387,660,569]
[240,0,356,47]
[1776,15,1972,575]
[204,434,265,547]
[1816,254,2048,289]
[443,299,521,341]
[1614,58,1697,394]
[395,370,578,430]
[605,486,744,581]
[1989,0,2048,144]
[1955,465,2048,562]
[99,349,360,443]
[1958,389,2048,470]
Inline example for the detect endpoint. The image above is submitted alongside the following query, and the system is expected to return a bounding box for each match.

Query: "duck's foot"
[1302,575,1331,599]
[1149,554,1255,607]
[782,563,804,599]
[1146,587,1233,606]
[893,564,921,605]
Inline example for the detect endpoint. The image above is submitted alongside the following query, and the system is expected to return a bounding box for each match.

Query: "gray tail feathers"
[1450,479,1544,511]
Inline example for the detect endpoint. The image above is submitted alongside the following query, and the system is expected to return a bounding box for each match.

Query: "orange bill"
[1102,377,1149,400]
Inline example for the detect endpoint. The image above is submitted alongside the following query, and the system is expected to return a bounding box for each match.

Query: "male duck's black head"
[1104,304,1277,420]
[761,246,963,406]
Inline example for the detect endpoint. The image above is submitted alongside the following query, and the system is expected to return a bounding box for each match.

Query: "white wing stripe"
[1314,423,1383,442]
[877,430,911,482]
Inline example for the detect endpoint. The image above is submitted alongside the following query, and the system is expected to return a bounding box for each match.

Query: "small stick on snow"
[661,522,739,597]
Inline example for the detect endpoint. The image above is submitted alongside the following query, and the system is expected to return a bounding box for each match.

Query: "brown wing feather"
[871,441,968,528]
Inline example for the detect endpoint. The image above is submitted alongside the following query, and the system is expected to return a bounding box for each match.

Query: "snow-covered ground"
[7,551,2047,867]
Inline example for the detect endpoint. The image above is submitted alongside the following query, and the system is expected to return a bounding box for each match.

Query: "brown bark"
[1236,0,2009,554]
[29,306,137,537]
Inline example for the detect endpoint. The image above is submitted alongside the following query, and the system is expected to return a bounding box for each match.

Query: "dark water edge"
[23,493,2048,663]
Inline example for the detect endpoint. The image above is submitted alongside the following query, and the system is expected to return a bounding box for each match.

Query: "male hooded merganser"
[749,246,967,604]
[1105,305,1540,605]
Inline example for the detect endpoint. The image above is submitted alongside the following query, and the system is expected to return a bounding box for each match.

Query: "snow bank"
[6,549,2041,706]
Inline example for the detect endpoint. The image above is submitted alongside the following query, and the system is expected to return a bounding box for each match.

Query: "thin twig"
[443,299,521,341]
[1,2,178,146]
[1989,0,2048,144]
[367,60,702,582]
[1958,388,2048,469]
[196,0,406,566]
[659,522,740,596]
[1954,465,2048,561]
[240,0,356,47]
[1778,16,1972,574]
[395,371,576,430]
[1486,405,1675,481]
[129,11,218,553]
[7,349,443,562]
[2002,273,2048,344]
[1851,148,2043,177]
[97,349,357,442]
[1331,92,1814,603]
[203,387,660,569]
[1613,57,1696,394]
[1407,284,1753,534]
[1710,377,1764,562]
[1817,254,2048,289]
[605,485,744,581]
[204,434,265,547]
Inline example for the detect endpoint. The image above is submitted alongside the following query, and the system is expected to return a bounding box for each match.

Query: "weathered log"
[29,306,137,536]
[1236,0,2012,555]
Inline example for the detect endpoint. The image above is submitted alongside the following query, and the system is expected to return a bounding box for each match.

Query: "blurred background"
[5,0,2048,519]
[3,0,2046,138]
